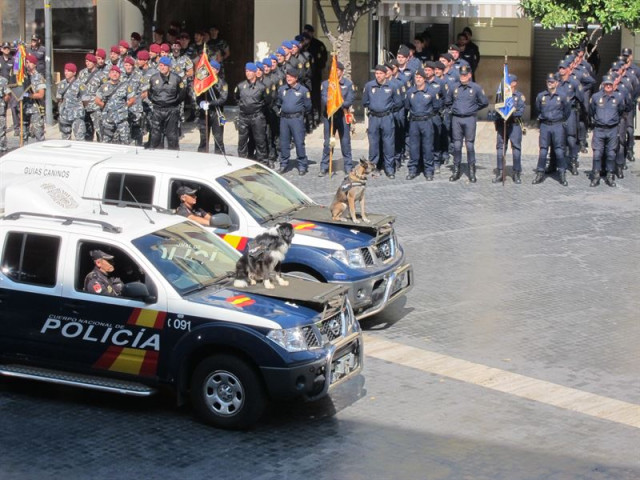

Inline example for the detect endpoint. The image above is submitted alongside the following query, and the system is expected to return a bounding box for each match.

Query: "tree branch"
[316,0,337,45]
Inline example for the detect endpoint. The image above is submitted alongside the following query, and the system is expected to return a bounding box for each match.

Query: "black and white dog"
[233,223,295,289]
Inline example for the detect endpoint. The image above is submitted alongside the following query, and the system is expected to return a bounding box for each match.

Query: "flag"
[193,48,217,97]
[326,55,343,117]
[495,61,515,121]
[13,44,27,85]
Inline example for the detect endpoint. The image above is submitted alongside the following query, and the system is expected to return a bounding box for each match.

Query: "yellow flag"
[326,55,343,117]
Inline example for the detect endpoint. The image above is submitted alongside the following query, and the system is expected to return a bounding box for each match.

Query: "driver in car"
[84,249,124,296]
[176,185,230,228]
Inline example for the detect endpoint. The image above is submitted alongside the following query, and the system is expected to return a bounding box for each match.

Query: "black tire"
[190,354,267,430]
[285,270,322,282]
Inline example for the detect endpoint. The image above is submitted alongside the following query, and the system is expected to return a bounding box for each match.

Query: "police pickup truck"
[0,141,412,320]
[0,178,362,429]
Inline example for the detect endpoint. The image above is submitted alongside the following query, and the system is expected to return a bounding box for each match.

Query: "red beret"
[110,65,121,74]
[85,53,97,63]
[124,56,135,66]
[95,48,106,59]
[119,40,130,49]
[149,44,161,54]
[64,63,77,73]
[137,50,150,60]
[26,54,38,64]
[110,45,120,54]
[160,43,170,52]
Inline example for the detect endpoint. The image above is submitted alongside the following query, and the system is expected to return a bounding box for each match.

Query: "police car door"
[52,237,168,379]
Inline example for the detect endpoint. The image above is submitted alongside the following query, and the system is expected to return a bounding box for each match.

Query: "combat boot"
[615,165,624,179]
[512,172,522,184]
[570,159,579,175]
[468,164,477,183]
[590,173,600,187]
[605,173,617,187]
[492,170,503,184]
[449,164,462,182]
[559,170,568,186]
[532,171,545,184]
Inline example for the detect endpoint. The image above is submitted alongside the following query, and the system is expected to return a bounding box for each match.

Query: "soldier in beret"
[56,63,86,141]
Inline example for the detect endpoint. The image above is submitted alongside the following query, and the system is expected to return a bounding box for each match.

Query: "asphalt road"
[1,127,639,480]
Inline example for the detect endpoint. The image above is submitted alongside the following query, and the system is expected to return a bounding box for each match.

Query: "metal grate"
[361,247,374,265]
[317,313,344,343]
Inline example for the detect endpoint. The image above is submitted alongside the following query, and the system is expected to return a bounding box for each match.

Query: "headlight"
[267,327,309,352]
[332,248,367,268]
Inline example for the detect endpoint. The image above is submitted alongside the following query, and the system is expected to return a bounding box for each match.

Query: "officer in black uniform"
[197,59,227,154]
[445,64,489,182]
[0,42,18,136]
[533,73,571,186]
[234,62,269,165]
[148,56,185,150]
[589,75,624,187]
[275,68,312,175]
[28,34,46,75]
[493,74,526,184]
[84,250,124,297]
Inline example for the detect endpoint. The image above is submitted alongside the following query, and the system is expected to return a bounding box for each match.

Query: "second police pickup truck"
[0,141,412,320]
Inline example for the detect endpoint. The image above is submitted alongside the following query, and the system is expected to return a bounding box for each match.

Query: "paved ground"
[1,119,639,479]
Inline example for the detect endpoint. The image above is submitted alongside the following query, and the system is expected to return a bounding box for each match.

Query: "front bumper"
[260,330,363,401]
[337,262,413,320]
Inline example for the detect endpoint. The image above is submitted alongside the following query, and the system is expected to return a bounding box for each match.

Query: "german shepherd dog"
[330,158,376,224]
[233,223,295,289]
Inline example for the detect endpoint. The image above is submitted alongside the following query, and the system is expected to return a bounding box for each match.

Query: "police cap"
[448,44,461,52]
[285,68,299,78]
[439,53,453,62]
[433,61,445,70]
[424,61,436,69]
[303,24,315,32]
[385,59,398,69]
[337,61,344,70]
[508,74,518,82]
[558,59,571,69]
[90,250,114,261]
[177,186,198,197]
[374,64,387,73]
[397,45,410,57]
[621,47,632,57]
[414,68,427,79]
[601,75,614,85]
[131,32,142,41]
[1,42,9,49]
[459,64,472,75]
[31,34,40,42]
[545,72,559,83]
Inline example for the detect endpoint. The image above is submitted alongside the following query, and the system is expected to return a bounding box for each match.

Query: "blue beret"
[245,62,257,72]
[276,48,286,56]
[291,39,301,47]
[282,41,293,49]
[269,54,277,62]
[262,57,271,65]
[254,61,264,69]
[210,59,220,70]
[158,56,172,66]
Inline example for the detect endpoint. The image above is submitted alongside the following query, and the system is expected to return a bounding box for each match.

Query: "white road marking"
[364,334,640,429]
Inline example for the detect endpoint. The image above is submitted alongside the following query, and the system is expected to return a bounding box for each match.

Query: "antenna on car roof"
[125,186,155,225]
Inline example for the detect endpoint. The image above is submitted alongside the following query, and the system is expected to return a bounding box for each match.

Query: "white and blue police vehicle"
[0,141,412,320]
[0,178,362,429]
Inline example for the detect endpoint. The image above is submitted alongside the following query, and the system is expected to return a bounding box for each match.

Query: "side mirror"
[209,213,232,229]
[122,281,156,303]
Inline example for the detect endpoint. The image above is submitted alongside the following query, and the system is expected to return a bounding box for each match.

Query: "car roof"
[1,140,257,177]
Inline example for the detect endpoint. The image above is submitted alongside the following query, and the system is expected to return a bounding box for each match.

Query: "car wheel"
[285,270,322,282]
[190,354,267,430]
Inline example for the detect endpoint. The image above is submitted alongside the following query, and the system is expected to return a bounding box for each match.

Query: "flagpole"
[502,117,506,185]
[19,99,24,147]
[329,114,334,176]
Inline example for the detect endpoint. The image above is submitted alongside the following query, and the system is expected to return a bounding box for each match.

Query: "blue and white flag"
[495,62,515,120]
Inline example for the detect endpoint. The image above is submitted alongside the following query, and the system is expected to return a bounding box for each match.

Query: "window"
[1,232,60,287]
[170,179,239,231]
[104,173,155,206]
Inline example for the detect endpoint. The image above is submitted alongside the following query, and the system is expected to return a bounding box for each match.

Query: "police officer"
[56,63,86,141]
[319,60,355,176]
[405,68,437,180]
[493,74,526,184]
[23,54,46,142]
[234,62,269,164]
[148,56,185,150]
[288,39,314,133]
[197,60,227,154]
[176,186,213,226]
[79,53,106,141]
[95,65,134,144]
[136,50,156,147]
[275,68,312,175]
[303,24,328,125]
[589,75,623,187]
[28,35,46,75]
[533,73,572,186]
[122,56,145,146]
[84,250,123,297]
[393,45,413,170]
[362,65,400,178]
[0,42,18,137]
[621,48,639,162]
[0,73,12,155]
[445,64,488,182]
[557,59,585,175]
[428,61,447,174]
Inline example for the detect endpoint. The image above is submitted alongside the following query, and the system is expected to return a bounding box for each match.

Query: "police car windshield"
[217,165,310,224]
[132,221,239,295]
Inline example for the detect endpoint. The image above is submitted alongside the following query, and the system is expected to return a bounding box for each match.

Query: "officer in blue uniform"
[275,68,312,175]
[621,48,639,163]
[405,68,437,180]
[362,65,401,178]
[533,73,572,186]
[494,74,526,184]
[610,69,633,178]
[319,61,355,176]
[445,64,489,182]
[557,59,586,175]
[589,75,623,187]
[395,45,414,168]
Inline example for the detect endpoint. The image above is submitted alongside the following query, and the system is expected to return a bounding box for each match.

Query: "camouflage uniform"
[123,68,145,146]
[24,70,46,142]
[56,77,86,141]
[0,77,11,153]
[79,66,107,141]
[140,65,157,146]
[97,79,134,144]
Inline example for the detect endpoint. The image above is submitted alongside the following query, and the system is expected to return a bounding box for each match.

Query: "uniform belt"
[240,110,264,117]
[392,106,403,113]
[154,104,179,110]
[541,120,563,125]
[595,124,617,129]
[368,111,391,118]
[280,112,303,118]
[410,113,435,121]
[452,113,474,118]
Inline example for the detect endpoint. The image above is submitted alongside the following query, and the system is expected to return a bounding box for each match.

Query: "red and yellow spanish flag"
[193,47,218,97]
[326,54,343,118]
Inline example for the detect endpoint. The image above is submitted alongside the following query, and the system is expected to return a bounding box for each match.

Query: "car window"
[1,232,60,287]
[169,179,239,231]
[104,173,155,206]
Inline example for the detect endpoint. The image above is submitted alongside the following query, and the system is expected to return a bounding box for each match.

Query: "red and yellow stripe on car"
[219,234,249,252]
[94,346,159,376]
[127,308,166,329]
[292,221,316,231]
[226,295,255,308]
